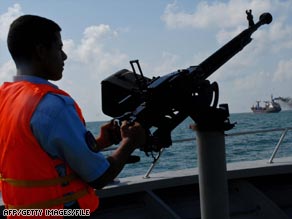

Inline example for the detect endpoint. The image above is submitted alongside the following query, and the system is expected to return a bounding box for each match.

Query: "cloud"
[63,24,127,77]
[0,4,22,82]
[161,0,292,114]
[161,0,292,51]
[268,20,292,52]
[74,25,116,63]
[57,24,129,121]
[0,3,22,41]
[0,3,128,121]
[273,59,292,82]
[161,0,292,54]
[151,52,180,76]
[161,0,271,73]
[0,60,15,81]
[161,0,272,29]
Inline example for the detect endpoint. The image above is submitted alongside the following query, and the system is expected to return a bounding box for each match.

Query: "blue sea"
[86,110,292,178]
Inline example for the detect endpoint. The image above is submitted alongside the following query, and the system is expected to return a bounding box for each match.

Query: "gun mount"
[101,10,272,154]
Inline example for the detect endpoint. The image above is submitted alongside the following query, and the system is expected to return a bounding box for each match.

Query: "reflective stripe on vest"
[0,173,76,187]
[7,189,89,209]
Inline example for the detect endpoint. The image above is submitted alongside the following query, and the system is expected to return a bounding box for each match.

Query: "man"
[0,14,146,216]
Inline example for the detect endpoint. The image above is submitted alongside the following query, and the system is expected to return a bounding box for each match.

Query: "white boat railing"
[103,127,292,178]
[143,127,292,178]
[225,127,292,163]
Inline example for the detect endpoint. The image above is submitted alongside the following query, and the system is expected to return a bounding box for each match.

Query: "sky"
[1,0,292,122]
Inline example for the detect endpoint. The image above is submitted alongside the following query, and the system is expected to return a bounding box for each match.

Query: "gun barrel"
[194,12,272,80]
[197,30,252,80]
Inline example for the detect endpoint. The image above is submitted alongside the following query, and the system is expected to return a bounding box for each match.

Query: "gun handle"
[126,155,141,164]
[108,119,122,145]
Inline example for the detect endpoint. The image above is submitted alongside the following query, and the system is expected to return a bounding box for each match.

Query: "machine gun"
[101,10,272,154]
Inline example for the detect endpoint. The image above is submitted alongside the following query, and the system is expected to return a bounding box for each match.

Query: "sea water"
[86,110,292,178]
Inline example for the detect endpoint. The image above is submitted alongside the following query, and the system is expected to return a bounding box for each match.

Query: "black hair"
[7,15,61,65]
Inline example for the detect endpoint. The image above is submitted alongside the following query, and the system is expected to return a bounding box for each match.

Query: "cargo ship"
[251,95,281,113]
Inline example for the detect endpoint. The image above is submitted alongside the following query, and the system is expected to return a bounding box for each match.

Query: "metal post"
[196,130,230,219]
[143,148,165,178]
[268,128,288,163]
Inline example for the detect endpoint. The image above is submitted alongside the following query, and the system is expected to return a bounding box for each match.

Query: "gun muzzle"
[259,13,273,25]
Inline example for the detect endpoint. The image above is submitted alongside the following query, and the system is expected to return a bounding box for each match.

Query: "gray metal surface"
[92,157,292,219]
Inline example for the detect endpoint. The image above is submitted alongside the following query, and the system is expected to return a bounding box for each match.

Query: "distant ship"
[251,95,281,113]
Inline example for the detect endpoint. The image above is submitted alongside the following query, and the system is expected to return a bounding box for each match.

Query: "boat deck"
[91,157,292,219]
[0,157,291,218]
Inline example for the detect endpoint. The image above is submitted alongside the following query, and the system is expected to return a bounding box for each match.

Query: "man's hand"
[89,121,146,189]
[120,121,146,149]
[96,120,121,149]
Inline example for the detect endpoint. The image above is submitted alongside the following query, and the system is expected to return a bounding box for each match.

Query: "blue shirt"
[14,75,109,182]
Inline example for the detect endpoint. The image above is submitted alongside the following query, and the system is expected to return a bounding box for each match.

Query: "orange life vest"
[0,81,99,217]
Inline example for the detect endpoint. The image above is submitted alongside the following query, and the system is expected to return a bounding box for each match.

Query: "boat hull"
[251,107,281,113]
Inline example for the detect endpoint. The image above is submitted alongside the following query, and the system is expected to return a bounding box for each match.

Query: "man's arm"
[31,93,146,188]
[89,121,145,189]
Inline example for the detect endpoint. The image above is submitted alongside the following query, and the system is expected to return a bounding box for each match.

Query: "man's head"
[7,15,67,80]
